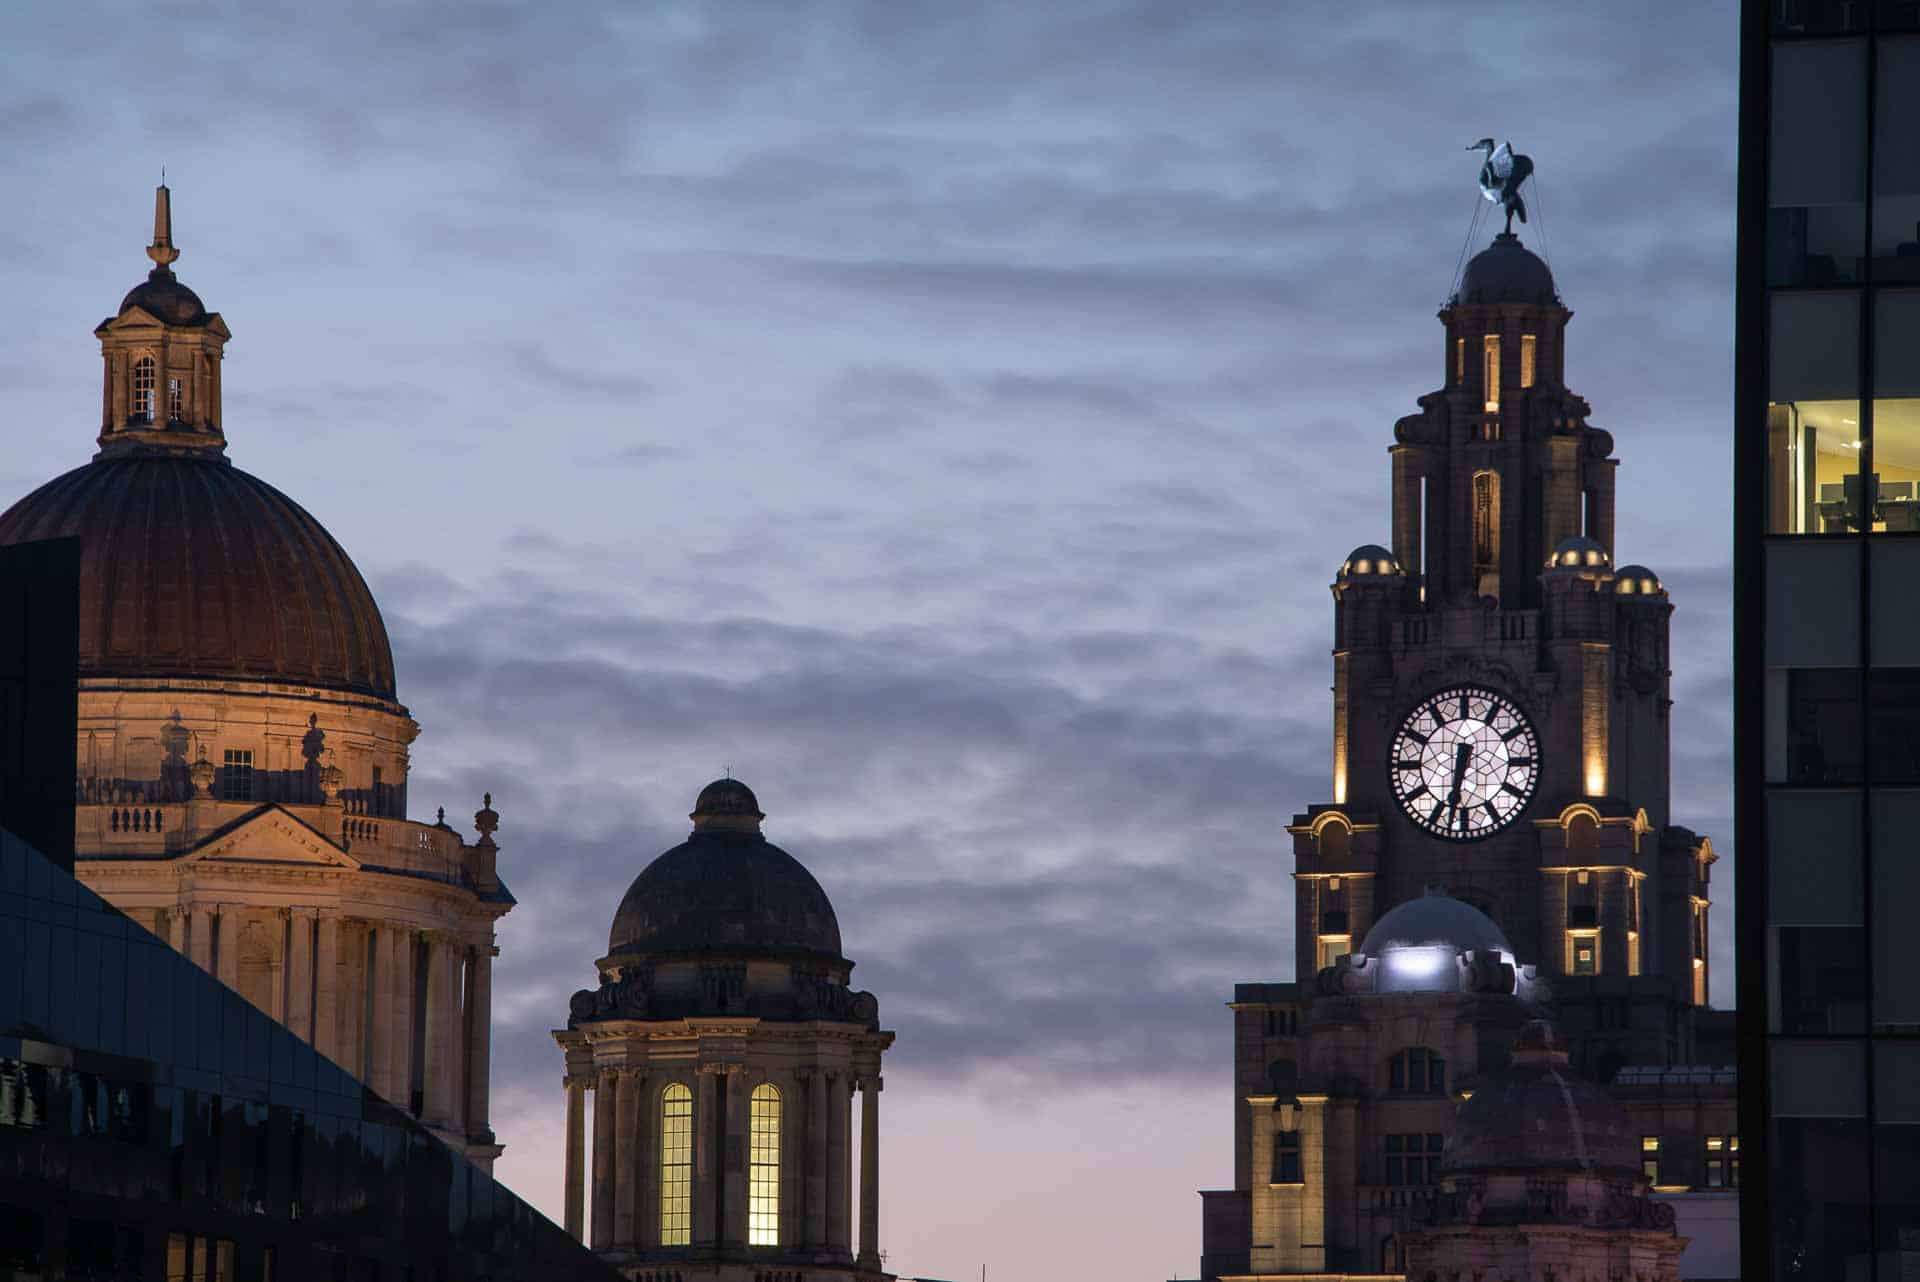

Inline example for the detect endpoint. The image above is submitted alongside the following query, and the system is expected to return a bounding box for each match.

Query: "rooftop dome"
[1359,890,1511,957]
[607,780,844,961]
[1444,1021,1642,1177]
[1455,233,1558,305]
[117,268,209,327]
[1545,534,1612,573]
[1613,563,1664,596]
[1338,544,1403,580]
[0,454,397,699]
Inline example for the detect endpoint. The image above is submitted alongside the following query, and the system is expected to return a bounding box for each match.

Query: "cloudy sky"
[1,2,1739,1276]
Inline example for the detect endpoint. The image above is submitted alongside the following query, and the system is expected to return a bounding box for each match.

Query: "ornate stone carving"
[791,972,880,1026]
[568,968,653,1026]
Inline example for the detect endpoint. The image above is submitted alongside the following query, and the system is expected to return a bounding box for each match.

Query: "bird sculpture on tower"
[1468,138,1534,234]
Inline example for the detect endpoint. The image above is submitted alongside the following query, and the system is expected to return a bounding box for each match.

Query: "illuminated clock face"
[1390,686,1539,840]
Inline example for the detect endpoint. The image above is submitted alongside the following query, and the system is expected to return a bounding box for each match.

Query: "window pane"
[1766,670,1862,784]
[1871,541,1920,666]
[1772,1116,1872,1281]
[1871,792,1920,1031]
[1773,1,1870,32]
[1768,791,1864,925]
[1770,294,1863,532]
[1768,540,1861,667]
[1770,40,1867,285]
[1875,41,1920,273]
[1869,670,1920,779]
[659,1084,692,1247]
[748,1084,780,1246]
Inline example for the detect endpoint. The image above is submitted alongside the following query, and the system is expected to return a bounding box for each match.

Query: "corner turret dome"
[1337,544,1402,580]
[1444,1021,1641,1177]
[1455,232,1558,306]
[1613,563,1664,596]
[1545,534,1611,573]
[607,780,845,962]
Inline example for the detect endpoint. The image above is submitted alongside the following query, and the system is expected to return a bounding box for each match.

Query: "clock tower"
[1198,230,1733,1282]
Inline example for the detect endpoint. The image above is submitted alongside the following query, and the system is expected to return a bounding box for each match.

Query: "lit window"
[1472,470,1500,595]
[168,376,184,421]
[1628,931,1641,977]
[221,750,254,802]
[1316,934,1349,970]
[1455,336,1465,383]
[1483,334,1501,412]
[1388,1047,1446,1094]
[749,1083,780,1245]
[1384,1133,1444,1185]
[1570,931,1599,976]
[133,356,157,423]
[660,1083,692,1245]
[1704,1134,1741,1188]
[1272,1129,1302,1183]
[1521,333,1537,388]
[1641,1134,1660,1183]
[1575,868,1590,886]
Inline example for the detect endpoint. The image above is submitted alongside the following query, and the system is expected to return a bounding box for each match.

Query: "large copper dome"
[0,452,397,699]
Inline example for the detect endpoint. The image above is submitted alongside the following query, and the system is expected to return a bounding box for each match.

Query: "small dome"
[1444,1021,1642,1177]
[1613,563,1664,596]
[1338,544,1403,580]
[118,269,209,327]
[608,782,844,961]
[1545,534,1612,573]
[1359,890,1512,957]
[1455,233,1558,306]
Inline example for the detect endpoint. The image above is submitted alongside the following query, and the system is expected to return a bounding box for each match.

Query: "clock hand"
[1446,740,1473,827]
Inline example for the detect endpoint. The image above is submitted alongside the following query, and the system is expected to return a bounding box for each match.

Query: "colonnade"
[560,1059,882,1268]
[158,903,496,1155]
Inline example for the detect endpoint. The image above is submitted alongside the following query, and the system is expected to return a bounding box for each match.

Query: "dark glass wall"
[1741,4,1920,1279]
[0,538,78,874]
[0,825,622,1282]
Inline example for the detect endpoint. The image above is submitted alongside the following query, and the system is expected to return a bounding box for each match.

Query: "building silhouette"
[1735,1,1920,1278]
[1199,229,1737,1280]
[0,187,512,1167]
[555,778,895,1281]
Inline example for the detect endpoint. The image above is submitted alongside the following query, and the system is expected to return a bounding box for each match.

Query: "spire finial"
[147,182,180,272]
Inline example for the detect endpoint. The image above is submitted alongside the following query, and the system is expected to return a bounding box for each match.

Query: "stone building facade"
[554,779,894,1282]
[0,187,513,1168]
[1198,233,1736,1280]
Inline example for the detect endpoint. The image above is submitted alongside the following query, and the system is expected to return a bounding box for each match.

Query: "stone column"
[827,1073,851,1254]
[634,1069,655,1249]
[215,907,239,989]
[423,934,458,1128]
[858,1075,881,1267]
[465,943,494,1138]
[369,926,397,1100]
[693,1070,720,1248]
[286,908,316,1041]
[314,914,340,1063]
[591,1067,617,1250]
[166,909,186,956]
[805,1069,828,1248]
[564,1076,587,1241]
[388,927,416,1111]
[721,1069,748,1249]
[615,1069,641,1248]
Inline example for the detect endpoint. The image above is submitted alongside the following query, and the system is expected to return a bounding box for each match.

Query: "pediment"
[183,806,359,870]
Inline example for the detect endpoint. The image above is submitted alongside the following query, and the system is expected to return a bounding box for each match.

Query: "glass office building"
[0,823,622,1282]
[1738,2,1920,1278]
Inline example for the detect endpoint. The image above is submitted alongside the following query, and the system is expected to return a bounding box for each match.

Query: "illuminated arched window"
[132,356,156,423]
[1482,333,1501,412]
[748,1083,780,1245]
[1521,333,1537,389]
[1472,470,1500,597]
[660,1083,692,1246]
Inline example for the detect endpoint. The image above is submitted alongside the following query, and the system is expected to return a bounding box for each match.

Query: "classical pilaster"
[827,1072,851,1254]
[313,913,340,1063]
[858,1074,881,1267]
[389,927,416,1110]
[215,906,239,989]
[369,925,397,1100]
[804,1068,828,1248]
[722,1068,749,1250]
[423,933,458,1128]
[694,1069,720,1248]
[166,908,186,955]
[465,942,494,1137]
[286,908,316,1041]
[615,1068,642,1248]
[592,1067,617,1250]
[564,1075,587,1241]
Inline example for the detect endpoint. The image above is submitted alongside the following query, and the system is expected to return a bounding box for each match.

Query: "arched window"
[660,1083,692,1246]
[1482,333,1501,412]
[749,1084,780,1245]
[1388,1047,1445,1094]
[1472,470,1500,597]
[132,356,156,423]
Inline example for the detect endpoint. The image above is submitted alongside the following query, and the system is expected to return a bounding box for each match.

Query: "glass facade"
[0,825,623,1282]
[1741,4,1920,1278]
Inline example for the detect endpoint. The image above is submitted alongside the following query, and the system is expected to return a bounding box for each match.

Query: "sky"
[0,3,1739,1277]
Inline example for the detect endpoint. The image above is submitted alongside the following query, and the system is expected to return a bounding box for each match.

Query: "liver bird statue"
[1469,138,1534,234]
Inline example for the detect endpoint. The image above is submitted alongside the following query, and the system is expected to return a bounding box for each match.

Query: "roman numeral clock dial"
[1389,686,1540,840]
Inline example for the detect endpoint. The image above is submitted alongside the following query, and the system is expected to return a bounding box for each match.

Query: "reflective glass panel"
[1770,40,1868,285]
[1875,42,1920,275]
[1770,293,1864,532]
